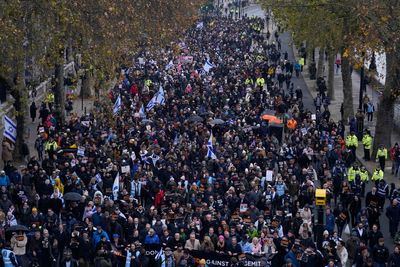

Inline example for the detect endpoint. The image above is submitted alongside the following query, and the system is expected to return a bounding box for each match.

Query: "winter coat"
[1,141,14,162]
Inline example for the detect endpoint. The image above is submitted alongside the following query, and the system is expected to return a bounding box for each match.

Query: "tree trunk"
[316,48,325,79]
[9,66,27,160]
[81,68,94,98]
[372,51,397,156]
[341,52,354,121]
[54,62,65,125]
[327,49,335,100]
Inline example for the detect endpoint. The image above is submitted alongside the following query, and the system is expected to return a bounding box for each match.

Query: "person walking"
[366,100,375,122]
[385,199,400,238]
[1,139,14,166]
[362,131,372,161]
[30,101,37,123]
[376,145,388,171]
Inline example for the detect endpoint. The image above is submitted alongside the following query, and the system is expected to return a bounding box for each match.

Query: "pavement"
[243,3,398,249]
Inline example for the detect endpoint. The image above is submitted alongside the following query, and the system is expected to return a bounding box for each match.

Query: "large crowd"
[1,12,400,267]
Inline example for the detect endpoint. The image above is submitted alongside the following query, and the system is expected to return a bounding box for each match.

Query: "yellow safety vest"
[371,169,384,181]
[376,148,388,159]
[359,170,369,182]
[347,167,359,182]
[362,134,372,150]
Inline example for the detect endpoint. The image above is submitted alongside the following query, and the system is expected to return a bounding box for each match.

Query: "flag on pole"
[165,60,174,71]
[155,85,165,105]
[113,95,121,115]
[112,172,120,200]
[139,104,146,118]
[196,21,204,29]
[203,60,215,73]
[146,95,157,111]
[207,132,217,159]
[147,85,165,111]
[3,115,17,143]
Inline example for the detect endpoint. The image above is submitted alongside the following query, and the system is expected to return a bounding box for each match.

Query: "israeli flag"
[112,172,120,200]
[165,60,174,71]
[139,104,146,118]
[196,21,204,29]
[203,60,215,73]
[155,85,165,105]
[113,95,121,115]
[207,132,217,159]
[146,95,157,111]
[3,115,17,143]
[147,85,165,111]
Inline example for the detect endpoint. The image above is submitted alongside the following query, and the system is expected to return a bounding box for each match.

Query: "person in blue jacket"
[92,226,110,247]
[144,228,160,245]
[325,208,336,233]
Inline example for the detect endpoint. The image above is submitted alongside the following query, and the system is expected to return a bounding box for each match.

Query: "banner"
[189,250,268,267]
[144,244,162,266]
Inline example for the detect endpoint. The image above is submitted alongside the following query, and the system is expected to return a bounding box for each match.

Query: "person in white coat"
[336,240,348,267]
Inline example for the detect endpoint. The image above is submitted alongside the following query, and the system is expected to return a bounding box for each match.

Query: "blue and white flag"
[155,85,165,105]
[112,172,120,200]
[196,21,204,29]
[3,115,17,143]
[147,85,165,111]
[165,60,174,71]
[113,95,121,115]
[139,104,146,118]
[146,95,157,111]
[203,60,215,73]
[207,132,217,160]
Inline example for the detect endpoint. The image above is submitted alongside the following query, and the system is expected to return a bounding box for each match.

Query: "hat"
[323,230,329,236]
[218,235,224,240]
[113,234,120,238]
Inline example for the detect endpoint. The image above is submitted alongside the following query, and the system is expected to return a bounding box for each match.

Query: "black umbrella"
[63,192,82,201]
[6,225,29,232]
[262,109,276,115]
[188,115,203,122]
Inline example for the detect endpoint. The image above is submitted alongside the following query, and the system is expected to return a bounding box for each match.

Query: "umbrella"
[141,119,153,124]
[63,192,82,201]
[209,118,225,125]
[261,114,282,124]
[261,109,276,115]
[188,115,203,122]
[6,225,29,232]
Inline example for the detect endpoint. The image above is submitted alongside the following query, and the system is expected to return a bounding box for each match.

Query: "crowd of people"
[1,11,400,267]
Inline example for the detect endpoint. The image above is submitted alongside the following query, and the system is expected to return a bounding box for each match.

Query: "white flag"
[3,115,17,143]
[113,172,120,200]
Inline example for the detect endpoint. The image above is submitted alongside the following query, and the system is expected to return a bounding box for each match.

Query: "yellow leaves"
[380,16,389,23]
[343,48,350,58]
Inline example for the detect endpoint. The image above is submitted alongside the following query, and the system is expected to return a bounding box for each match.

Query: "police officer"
[376,144,388,171]
[362,130,373,161]
[347,164,360,185]
[376,180,389,210]
[1,242,20,267]
[359,166,369,197]
[371,167,384,187]
[346,131,358,159]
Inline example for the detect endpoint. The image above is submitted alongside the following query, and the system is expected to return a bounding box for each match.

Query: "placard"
[240,203,248,213]
[266,170,273,182]
[311,114,316,120]
[77,146,85,156]
[121,165,131,174]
